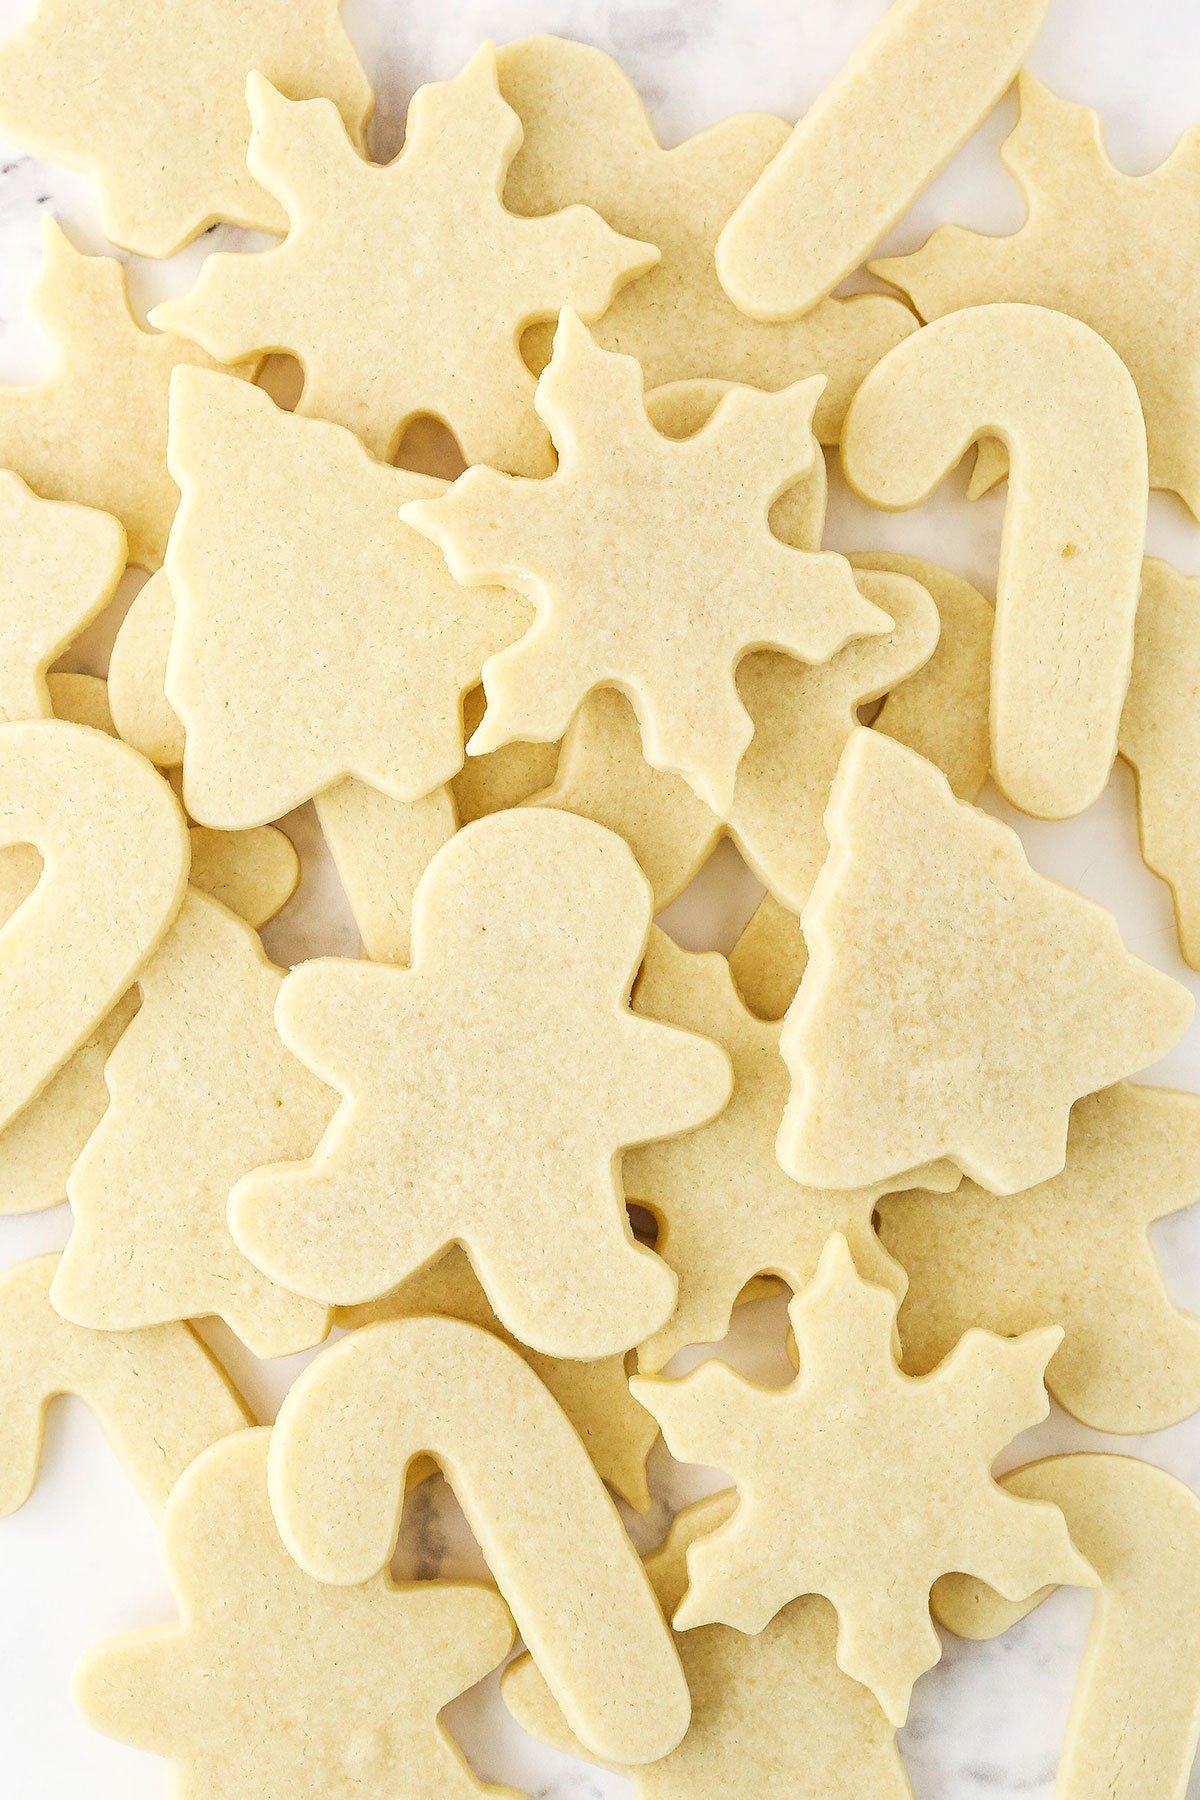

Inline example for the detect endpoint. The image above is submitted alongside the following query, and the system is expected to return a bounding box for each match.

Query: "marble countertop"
[1,0,1199,1795]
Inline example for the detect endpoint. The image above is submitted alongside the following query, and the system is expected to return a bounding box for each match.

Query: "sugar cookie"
[854,553,993,802]
[0,220,255,569]
[0,473,125,723]
[452,683,557,821]
[497,34,915,437]
[163,370,527,830]
[634,1233,1093,1726]
[841,303,1147,819]
[714,0,1050,318]
[107,573,185,767]
[231,809,731,1356]
[0,718,189,1132]
[879,1083,1200,1433]
[186,824,299,930]
[779,731,1190,1196]
[628,929,957,1371]
[503,1488,913,1798]
[875,74,1200,517]
[1119,559,1200,969]
[314,781,456,965]
[151,48,656,468]
[337,1245,657,1510]
[43,672,114,737]
[269,1315,690,1764]
[728,892,808,1020]
[0,3,370,257]
[403,312,888,814]
[933,1455,1200,1800]
[51,890,336,1357]
[76,1428,518,1800]
[0,1254,248,1517]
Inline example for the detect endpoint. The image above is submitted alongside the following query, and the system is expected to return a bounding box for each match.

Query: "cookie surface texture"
[503,1488,914,1798]
[878,1082,1200,1433]
[150,47,656,467]
[777,730,1191,1194]
[268,1315,690,1764]
[231,809,731,1357]
[714,0,1049,317]
[75,1428,519,1800]
[0,0,371,256]
[497,33,915,437]
[0,220,255,568]
[841,302,1147,819]
[52,890,336,1357]
[933,1455,1200,1800]
[0,1254,248,1517]
[403,312,888,814]
[875,73,1200,517]
[633,1233,1093,1725]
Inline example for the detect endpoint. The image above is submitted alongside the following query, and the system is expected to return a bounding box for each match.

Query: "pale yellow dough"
[163,369,526,830]
[231,809,731,1357]
[841,303,1147,820]
[933,1455,1200,1800]
[503,1489,913,1798]
[1119,559,1200,969]
[268,1315,690,1765]
[777,731,1191,1196]
[731,553,993,1019]
[0,220,255,569]
[107,573,185,768]
[0,474,125,723]
[634,1233,1092,1726]
[52,890,336,1357]
[0,1,370,257]
[76,1428,520,1800]
[0,718,189,1133]
[879,1083,1200,1433]
[403,311,888,815]
[496,34,915,437]
[715,0,1050,318]
[628,928,957,1372]
[875,73,1200,518]
[186,824,299,931]
[728,892,808,1021]
[0,1254,248,1518]
[337,1245,657,1511]
[151,47,656,468]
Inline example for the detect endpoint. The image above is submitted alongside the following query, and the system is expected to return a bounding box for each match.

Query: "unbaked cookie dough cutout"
[777,732,1191,1196]
[403,312,888,815]
[878,1083,1200,1434]
[841,303,1147,820]
[269,1315,690,1764]
[231,809,731,1358]
[76,1428,519,1800]
[875,74,1200,518]
[0,1255,248,1518]
[163,370,527,830]
[497,34,915,437]
[151,47,655,468]
[503,1488,913,1799]
[714,0,1049,318]
[337,1245,658,1512]
[628,929,957,1372]
[0,220,256,569]
[1119,559,1200,970]
[634,1233,1093,1726]
[0,718,189,1134]
[933,1455,1200,1800]
[51,890,337,1358]
[0,0,370,257]
[0,474,125,723]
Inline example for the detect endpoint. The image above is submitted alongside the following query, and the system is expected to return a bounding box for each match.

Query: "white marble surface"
[0,0,1199,1795]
